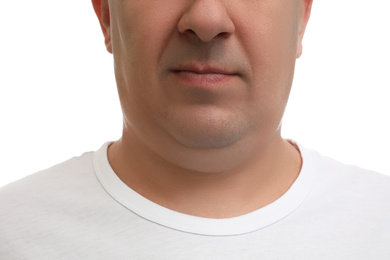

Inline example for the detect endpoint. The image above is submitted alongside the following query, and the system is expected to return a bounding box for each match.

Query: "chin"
[167,118,247,150]
[177,132,241,150]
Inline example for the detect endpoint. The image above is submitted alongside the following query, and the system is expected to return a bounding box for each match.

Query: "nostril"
[179,29,199,41]
[182,29,196,36]
[177,2,235,43]
[216,31,231,39]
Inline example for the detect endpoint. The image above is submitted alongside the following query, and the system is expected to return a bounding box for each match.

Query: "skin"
[92,0,312,218]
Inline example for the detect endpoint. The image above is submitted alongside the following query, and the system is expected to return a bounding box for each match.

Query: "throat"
[108,137,302,218]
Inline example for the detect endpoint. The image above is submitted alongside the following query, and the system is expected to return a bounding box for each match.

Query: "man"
[1,0,389,259]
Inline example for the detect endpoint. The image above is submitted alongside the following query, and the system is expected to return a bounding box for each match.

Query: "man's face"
[96,0,311,152]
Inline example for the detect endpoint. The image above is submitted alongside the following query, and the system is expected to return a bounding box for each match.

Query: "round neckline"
[93,142,314,236]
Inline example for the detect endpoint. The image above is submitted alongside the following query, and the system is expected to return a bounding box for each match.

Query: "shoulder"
[0,151,96,199]
[300,145,390,217]
[301,146,390,190]
[0,148,119,258]
[0,150,104,226]
[0,152,103,222]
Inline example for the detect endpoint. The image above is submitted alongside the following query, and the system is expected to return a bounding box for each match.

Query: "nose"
[178,0,235,42]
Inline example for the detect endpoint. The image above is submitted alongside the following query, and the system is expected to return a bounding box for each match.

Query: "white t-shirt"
[1,142,390,259]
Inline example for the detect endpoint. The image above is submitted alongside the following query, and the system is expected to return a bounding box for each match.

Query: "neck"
[108,130,302,218]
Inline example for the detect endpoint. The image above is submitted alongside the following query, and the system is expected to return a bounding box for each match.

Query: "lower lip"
[172,71,237,87]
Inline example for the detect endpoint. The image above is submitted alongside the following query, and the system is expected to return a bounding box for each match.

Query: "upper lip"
[172,64,238,75]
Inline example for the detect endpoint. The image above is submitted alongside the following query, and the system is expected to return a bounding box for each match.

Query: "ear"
[92,0,112,54]
[296,0,313,58]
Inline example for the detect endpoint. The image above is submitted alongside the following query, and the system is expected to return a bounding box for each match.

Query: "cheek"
[234,5,299,125]
[241,10,298,80]
[111,3,178,109]
[235,0,299,73]
[114,2,180,68]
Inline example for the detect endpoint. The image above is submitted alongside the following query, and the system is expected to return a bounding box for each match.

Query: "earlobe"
[92,0,112,53]
[296,0,313,58]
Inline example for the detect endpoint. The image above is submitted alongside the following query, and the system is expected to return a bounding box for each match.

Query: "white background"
[1,0,389,188]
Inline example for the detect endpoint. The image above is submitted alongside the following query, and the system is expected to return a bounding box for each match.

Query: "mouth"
[171,64,239,87]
